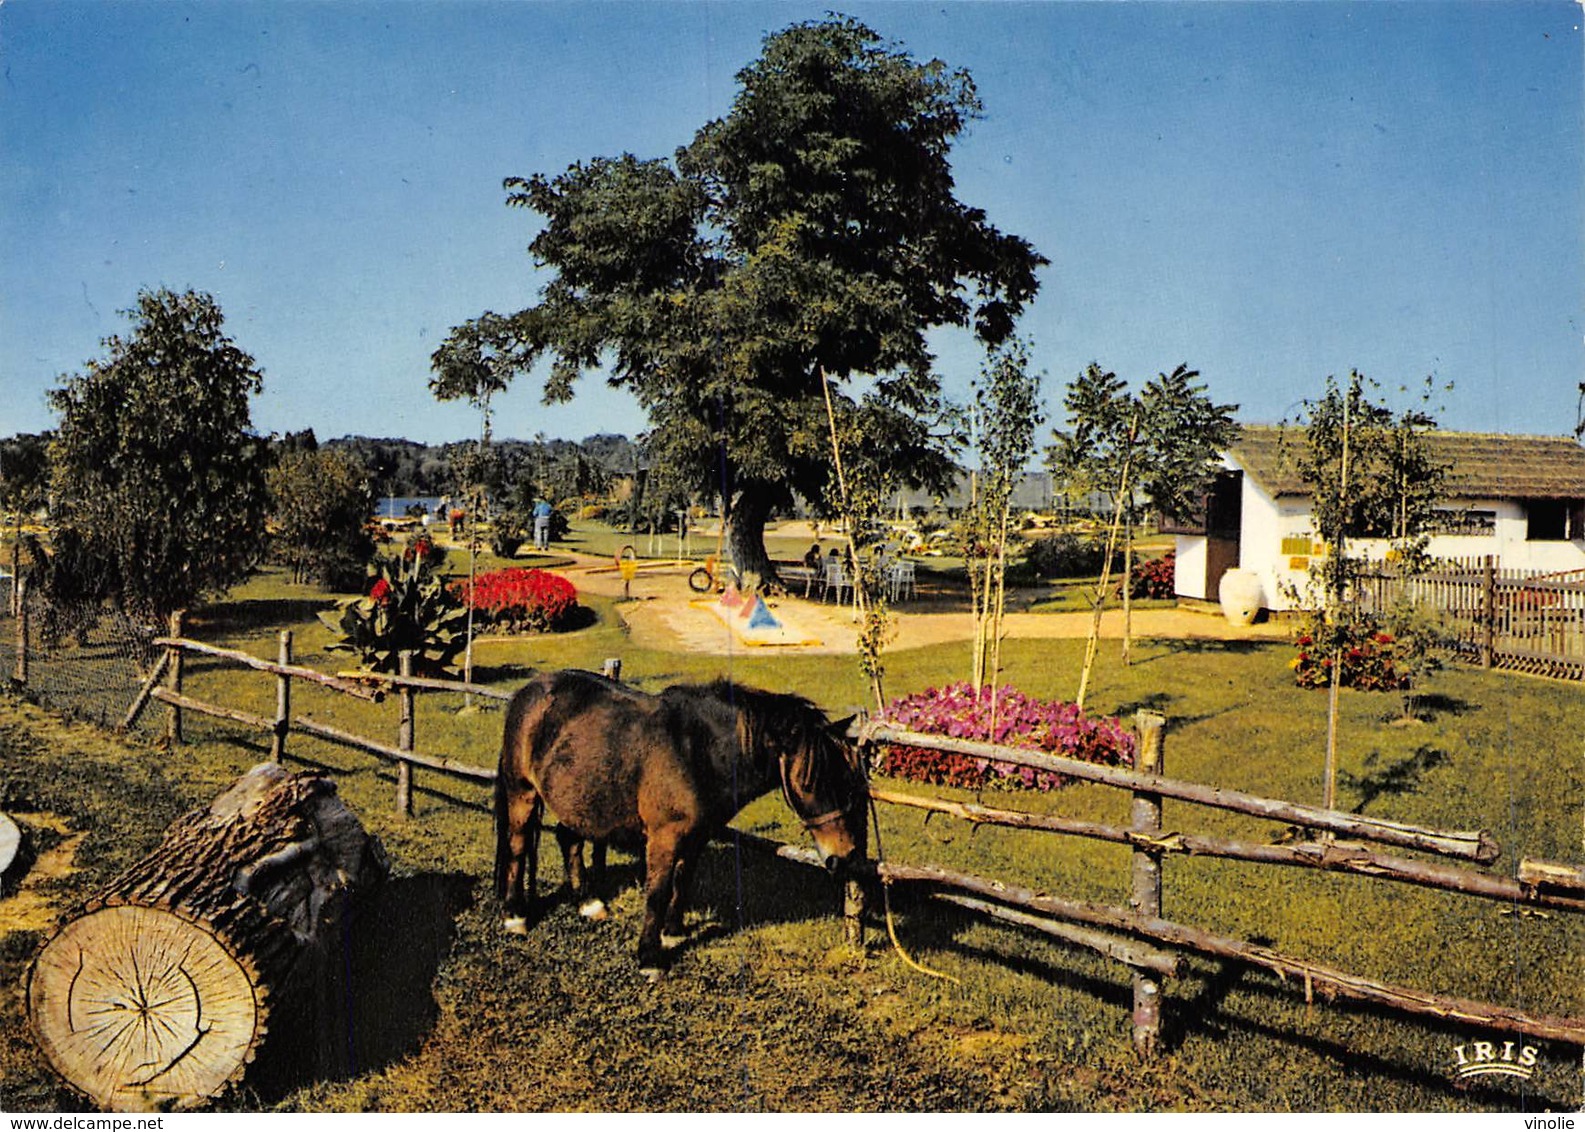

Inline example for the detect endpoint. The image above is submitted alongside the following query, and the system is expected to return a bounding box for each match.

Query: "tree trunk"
[26,763,387,1112]
[726,480,779,586]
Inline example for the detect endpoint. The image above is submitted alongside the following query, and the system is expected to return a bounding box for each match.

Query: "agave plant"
[327,553,471,675]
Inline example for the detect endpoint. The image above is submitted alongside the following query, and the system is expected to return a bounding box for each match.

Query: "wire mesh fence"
[0,581,163,736]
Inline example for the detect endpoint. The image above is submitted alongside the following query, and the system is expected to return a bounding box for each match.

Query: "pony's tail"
[494,681,549,901]
[492,758,511,901]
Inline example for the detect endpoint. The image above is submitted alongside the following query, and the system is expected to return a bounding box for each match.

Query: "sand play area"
[554,552,1290,657]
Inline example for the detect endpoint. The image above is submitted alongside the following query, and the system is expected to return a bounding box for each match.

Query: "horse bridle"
[778,749,863,832]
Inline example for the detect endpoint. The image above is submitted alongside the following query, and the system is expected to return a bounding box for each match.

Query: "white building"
[1172,426,1585,613]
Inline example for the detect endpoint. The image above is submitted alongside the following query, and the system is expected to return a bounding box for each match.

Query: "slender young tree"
[438,17,1043,582]
[1289,371,1444,811]
[964,339,1044,717]
[1049,363,1237,706]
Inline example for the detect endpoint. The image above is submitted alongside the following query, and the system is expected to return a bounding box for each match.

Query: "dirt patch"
[1,813,83,933]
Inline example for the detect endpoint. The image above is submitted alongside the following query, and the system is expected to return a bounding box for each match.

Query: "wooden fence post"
[396,650,415,817]
[1481,555,1495,670]
[1130,710,1166,1059]
[12,574,27,685]
[165,610,185,745]
[271,630,292,763]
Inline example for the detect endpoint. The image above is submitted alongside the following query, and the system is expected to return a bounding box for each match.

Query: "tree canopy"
[438,16,1045,576]
[47,288,269,620]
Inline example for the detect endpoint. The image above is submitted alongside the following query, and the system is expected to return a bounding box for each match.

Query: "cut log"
[26,763,387,1112]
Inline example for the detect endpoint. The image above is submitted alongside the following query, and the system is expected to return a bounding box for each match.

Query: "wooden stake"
[1130,711,1165,1058]
[120,650,172,731]
[396,651,415,816]
[164,610,185,745]
[271,630,292,763]
[12,573,27,684]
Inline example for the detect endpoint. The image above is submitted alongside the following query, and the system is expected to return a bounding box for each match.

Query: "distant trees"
[47,288,269,621]
[440,16,1043,580]
[1,433,50,592]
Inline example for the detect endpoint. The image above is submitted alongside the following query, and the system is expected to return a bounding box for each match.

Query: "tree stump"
[25,763,387,1111]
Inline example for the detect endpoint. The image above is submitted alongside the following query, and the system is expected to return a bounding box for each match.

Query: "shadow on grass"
[189,597,339,636]
[1405,692,1474,718]
[1169,957,1572,1110]
[1137,638,1278,661]
[1338,745,1449,814]
[253,872,476,1100]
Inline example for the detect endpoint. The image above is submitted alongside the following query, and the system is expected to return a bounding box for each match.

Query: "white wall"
[1173,534,1209,600]
[1235,493,1585,612]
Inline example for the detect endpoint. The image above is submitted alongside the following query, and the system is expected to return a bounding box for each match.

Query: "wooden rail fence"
[124,631,1585,1055]
[122,615,504,816]
[846,720,1585,1053]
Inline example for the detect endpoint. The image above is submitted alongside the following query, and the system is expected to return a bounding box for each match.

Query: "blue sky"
[2,1,1580,448]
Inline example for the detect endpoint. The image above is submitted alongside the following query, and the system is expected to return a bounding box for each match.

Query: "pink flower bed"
[874,682,1136,792]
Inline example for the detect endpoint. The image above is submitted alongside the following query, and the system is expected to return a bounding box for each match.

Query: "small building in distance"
[1171,426,1585,613]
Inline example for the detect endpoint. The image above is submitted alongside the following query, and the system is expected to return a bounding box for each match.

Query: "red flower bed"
[455,567,579,633]
[873,682,1135,792]
[1123,552,1175,600]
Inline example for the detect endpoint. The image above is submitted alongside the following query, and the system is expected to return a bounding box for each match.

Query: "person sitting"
[803,543,823,573]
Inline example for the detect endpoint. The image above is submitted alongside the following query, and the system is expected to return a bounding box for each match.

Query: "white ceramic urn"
[1218,568,1264,626]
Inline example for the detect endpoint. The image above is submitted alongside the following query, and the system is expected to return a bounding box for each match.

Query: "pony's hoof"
[640,966,666,985]
[660,932,687,950]
[502,915,529,936]
[579,898,609,922]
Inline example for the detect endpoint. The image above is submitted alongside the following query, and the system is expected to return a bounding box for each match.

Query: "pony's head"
[764,703,869,873]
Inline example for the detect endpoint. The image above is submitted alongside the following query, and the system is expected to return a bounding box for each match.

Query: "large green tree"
[48,288,269,621]
[439,16,1044,577]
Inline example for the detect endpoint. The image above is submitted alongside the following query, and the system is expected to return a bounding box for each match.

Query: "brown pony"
[494,669,868,976]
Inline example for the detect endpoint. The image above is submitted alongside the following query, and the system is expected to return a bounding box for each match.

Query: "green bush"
[1022,532,1112,579]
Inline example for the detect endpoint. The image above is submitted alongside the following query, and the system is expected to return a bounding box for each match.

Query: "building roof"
[1229,424,1585,501]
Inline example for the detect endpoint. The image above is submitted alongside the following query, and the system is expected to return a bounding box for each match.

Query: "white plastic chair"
[822,558,852,604]
[888,560,917,602]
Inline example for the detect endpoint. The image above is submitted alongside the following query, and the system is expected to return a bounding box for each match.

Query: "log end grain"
[26,903,265,1112]
[26,763,387,1111]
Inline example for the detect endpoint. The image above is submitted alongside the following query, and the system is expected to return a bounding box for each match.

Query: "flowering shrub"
[873,682,1135,792]
[402,534,447,573]
[455,567,579,633]
[1123,552,1175,600]
[1290,614,1406,691]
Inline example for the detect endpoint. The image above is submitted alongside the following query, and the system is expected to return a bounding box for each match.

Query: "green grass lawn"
[1,561,1580,1112]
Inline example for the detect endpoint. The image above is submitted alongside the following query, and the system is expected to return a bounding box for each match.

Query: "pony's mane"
[710,678,862,792]
[686,680,857,799]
